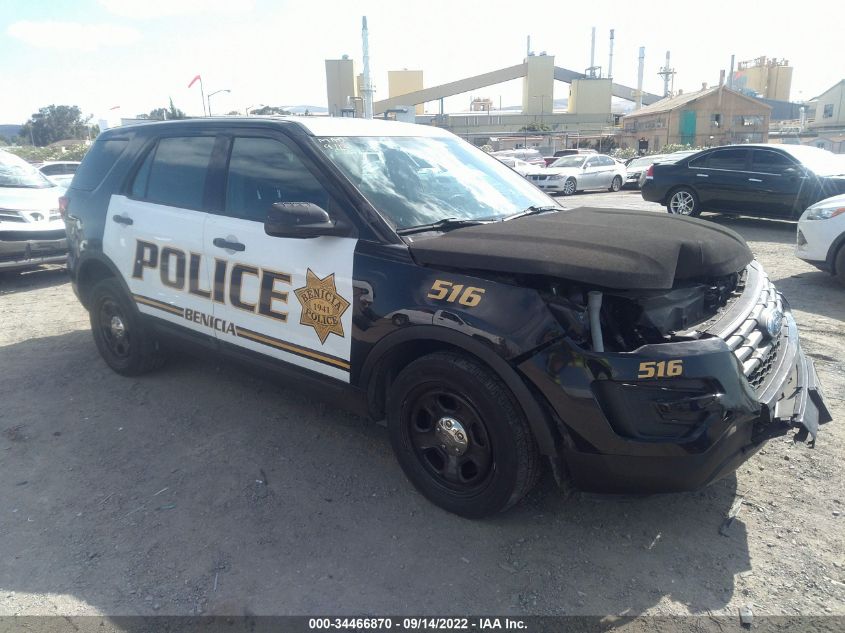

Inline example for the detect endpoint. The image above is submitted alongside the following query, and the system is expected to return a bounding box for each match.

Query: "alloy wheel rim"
[670,191,694,215]
[405,386,493,493]
[564,180,575,195]
[99,299,131,358]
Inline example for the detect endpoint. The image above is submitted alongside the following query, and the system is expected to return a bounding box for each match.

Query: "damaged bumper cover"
[518,309,831,495]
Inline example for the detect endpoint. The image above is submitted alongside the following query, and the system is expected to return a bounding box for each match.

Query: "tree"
[250,105,291,116]
[18,105,92,146]
[147,98,187,121]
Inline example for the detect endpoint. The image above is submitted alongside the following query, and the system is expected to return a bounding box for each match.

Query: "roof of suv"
[103,116,452,139]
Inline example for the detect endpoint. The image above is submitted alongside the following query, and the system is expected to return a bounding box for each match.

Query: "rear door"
[205,133,357,382]
[102,134,217,334]
[687,148,750,212]
[748,148,804,217]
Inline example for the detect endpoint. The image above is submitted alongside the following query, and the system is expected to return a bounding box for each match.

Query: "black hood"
[407,207,753,290]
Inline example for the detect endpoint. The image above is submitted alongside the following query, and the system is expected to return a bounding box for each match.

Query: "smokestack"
[636,46,645,110]
[527,35,531,57]
[702,82,707,90]
[361,16,374,119]
[663,51,671,97]
[719,70,725,87]
[608,29,614,79]
[589,26,596,77]
[729,54,735,89]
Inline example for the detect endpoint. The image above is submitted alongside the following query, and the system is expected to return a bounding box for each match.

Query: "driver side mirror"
[264,202,350,239]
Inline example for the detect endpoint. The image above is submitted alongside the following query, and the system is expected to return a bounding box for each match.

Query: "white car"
[526,154,626,195]
[0,150,67,271]
[37,161,81,187]
[494,156,534,177]
[796,193,845,284]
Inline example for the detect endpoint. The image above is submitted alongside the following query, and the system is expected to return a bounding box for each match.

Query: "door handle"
[112,214,133,225]
[748,178,763,182]
[213,237,246,252]
[695,173,709,178]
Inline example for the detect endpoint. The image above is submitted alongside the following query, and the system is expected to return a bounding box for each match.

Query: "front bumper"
[518,311,831,494]
[0,232,68,271]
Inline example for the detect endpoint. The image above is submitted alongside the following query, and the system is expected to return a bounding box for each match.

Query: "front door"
[205,134,357,383]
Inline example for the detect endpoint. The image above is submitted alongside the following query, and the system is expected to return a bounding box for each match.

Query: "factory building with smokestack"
[620,84,771,152]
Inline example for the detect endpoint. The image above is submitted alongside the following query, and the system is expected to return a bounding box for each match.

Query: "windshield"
[317,135,556,230]
[781,146,845,176]
[550,156,587,169]
[0,151,54,188]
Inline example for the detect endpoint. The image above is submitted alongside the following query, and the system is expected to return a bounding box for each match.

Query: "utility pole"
[658,51,676,98]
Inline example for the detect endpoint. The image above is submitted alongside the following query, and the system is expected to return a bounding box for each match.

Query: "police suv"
[63,117,830,518]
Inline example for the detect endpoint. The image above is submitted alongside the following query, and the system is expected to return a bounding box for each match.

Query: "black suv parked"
[641,144,845,218]
[62,118,829,517]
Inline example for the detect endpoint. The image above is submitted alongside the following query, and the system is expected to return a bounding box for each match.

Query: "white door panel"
[205,214,356,382]
[103,194,213,333]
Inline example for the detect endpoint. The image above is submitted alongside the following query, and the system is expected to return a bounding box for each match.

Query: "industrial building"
[620,84,771,152]
[324,44,661,149]
[732,57,793,101]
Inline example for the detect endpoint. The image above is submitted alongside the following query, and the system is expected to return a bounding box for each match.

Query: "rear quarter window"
[72,138,130,190]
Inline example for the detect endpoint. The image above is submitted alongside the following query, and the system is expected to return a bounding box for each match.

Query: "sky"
[1,0,844,125]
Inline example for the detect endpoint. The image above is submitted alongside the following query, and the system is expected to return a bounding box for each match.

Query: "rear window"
[130,136,216,210]
[72,138,130,190]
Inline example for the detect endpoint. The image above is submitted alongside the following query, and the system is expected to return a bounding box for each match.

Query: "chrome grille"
[723,272,784,385]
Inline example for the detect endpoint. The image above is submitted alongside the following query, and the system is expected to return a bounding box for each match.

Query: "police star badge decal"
[294,269,351,344]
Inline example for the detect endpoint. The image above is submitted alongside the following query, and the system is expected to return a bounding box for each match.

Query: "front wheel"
[561,177,577,196]
[89,278,166,376]
[387,351,540,518]
[609,176,623,192]
[834,244,845,287]
[667,187,700,216]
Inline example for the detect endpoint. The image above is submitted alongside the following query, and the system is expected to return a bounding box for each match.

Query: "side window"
[224,137,331,222]
[705,149,748,171]
[750,150,795,174]
[131,136,216,209]
[584,158,595,168]
[688,154,708,168]
[41,164,62,176]
[601,156,615,166]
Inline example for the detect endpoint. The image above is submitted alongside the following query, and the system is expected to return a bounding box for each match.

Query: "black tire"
[89,278,165,376]
[387,351,540,518]
[609,175,623,192]
[834,244,845,287]
[666,186,700,217]
[561,177,577,196]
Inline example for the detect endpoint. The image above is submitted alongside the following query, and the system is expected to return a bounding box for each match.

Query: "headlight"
[548,174,564,180]
[804,204,845,221]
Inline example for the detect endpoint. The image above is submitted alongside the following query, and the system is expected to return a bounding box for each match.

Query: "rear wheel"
[667,187,700,217]
[89,278,165,376]
[387,351,540,518]
[609,175,623,192]
[562,177,577,196]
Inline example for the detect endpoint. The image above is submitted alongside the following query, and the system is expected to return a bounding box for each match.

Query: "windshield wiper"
[396,217,490,235]
[504,205,560,221]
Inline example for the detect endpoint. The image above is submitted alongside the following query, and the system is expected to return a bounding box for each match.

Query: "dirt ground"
[0,191,842,620]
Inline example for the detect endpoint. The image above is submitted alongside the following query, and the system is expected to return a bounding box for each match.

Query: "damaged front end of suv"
[410,207,831,493]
